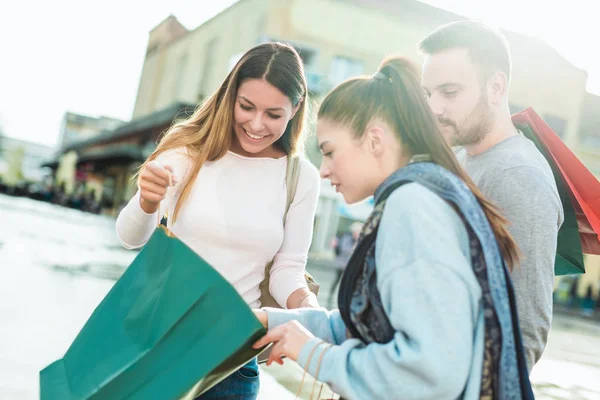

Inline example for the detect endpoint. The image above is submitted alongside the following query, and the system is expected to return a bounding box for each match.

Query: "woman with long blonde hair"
[116,42,321,399]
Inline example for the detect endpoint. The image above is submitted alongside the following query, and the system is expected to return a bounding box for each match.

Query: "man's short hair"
[418,20,512,82]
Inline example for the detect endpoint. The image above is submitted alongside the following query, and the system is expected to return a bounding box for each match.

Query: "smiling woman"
[115,42,321,400]
[230,79,301,158]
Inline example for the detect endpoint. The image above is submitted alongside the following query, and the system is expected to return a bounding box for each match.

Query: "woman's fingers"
[253,325,285,349]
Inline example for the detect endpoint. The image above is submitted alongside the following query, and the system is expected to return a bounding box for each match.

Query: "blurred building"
[58,112,124,150]
[577,92,600,175]
[44,104,194,210]
[47,0,598,260]
[0,136,54,184]
[42,112,126,198]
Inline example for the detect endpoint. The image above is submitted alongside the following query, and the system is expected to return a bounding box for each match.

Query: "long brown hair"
[140,42,308,222]
[318,56,520,270]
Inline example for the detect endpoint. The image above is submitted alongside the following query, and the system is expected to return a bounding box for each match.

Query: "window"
[175,53,188,98]
[197,38,218,100]
[292,46,317,68]
[329,56,364,87]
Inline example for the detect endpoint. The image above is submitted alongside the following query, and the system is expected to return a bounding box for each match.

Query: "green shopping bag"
[515,122,585,275]
[40,224,268,400]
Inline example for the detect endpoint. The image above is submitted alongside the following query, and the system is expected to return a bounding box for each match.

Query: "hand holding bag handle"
[157,170,173,227]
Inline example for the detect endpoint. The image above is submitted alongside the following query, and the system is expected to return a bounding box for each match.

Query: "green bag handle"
[157,170,174,228]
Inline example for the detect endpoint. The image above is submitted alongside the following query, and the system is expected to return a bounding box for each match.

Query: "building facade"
[59,112,124,150]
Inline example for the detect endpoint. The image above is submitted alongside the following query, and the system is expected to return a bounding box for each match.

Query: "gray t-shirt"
[456,134,564,372]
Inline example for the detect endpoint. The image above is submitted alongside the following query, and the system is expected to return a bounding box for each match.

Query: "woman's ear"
[290,98,303,120]
[364,124,385,157]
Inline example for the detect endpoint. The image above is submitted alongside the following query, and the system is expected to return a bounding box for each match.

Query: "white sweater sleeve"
[115,148,190,249]
[268,158,321,307]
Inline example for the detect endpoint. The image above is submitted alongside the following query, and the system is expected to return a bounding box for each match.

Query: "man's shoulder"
[466,136,553,177]
[494,136,557,186]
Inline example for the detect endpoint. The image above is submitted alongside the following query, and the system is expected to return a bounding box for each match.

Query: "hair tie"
[372,71,392,83]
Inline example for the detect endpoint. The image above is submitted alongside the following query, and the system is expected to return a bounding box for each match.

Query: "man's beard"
[438,93,495,147]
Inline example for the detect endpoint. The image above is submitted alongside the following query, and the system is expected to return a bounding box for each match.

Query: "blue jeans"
[194,358,260,400]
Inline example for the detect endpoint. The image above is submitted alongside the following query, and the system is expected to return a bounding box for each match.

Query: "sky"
[0,0,597,147]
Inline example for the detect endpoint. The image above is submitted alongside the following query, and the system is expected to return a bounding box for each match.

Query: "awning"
[42,144,144,169]
[78,144,143,164]
[42,102,195,169]
[63,102,195,152]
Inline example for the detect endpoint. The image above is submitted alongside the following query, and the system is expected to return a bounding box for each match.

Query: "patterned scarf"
[338,160,533,399]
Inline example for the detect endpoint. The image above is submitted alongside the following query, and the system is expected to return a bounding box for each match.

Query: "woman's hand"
[287,289,320,309]
[253,321,315,366]
[137,161,177,213]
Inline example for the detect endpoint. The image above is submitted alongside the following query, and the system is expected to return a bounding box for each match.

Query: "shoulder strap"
[259,155,302,292]
[283,156,301,225]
